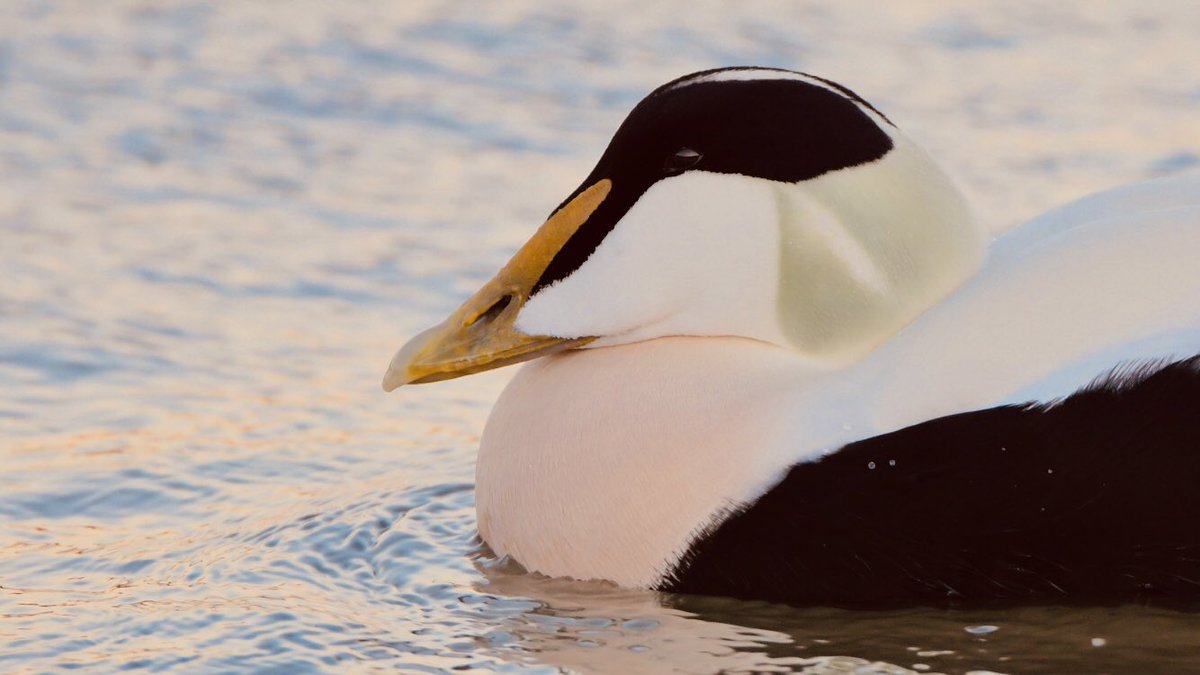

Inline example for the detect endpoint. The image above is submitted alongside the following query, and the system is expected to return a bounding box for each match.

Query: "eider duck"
[384,67,1200,606]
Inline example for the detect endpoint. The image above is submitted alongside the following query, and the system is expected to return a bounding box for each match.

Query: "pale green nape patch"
[774,137,985,363]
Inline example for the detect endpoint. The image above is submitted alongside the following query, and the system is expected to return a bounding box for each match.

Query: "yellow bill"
[383,180,611,390]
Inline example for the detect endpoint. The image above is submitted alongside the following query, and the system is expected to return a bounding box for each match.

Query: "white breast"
[475,337,839,587]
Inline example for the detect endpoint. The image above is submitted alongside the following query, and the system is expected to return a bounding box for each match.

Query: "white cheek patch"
[516,171,786,347]
[516,136,984,363]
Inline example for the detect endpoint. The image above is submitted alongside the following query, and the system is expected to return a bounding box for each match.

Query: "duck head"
[384,67,985,390]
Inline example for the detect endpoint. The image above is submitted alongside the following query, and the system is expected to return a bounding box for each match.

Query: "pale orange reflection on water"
[2,0,1199,672]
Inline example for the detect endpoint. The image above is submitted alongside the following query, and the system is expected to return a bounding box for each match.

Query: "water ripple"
[2,0,1199,672]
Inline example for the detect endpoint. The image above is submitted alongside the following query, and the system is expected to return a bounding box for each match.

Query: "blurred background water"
[2,1,1199,672]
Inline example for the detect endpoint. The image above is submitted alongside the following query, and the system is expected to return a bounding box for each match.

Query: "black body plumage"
[664,357,1200,607]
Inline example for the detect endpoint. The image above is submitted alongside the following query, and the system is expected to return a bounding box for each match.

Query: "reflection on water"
[2,1,1199,672]
[476,561,897,674]
[476,560,1200,673]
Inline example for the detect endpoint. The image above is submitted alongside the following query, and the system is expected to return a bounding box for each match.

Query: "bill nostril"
[470,294,514,327]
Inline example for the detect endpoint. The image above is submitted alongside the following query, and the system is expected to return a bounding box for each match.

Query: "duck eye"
[663,147,702,175]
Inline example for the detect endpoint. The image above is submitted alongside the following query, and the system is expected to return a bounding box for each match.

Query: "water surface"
[3,1,1200,672]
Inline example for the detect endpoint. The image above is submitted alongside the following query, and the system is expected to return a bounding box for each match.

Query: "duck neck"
[772,135,986,364]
